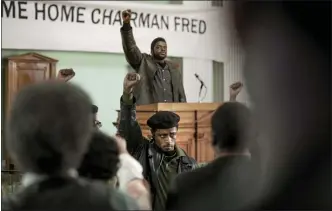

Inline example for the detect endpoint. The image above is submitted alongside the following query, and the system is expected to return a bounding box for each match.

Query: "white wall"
[223,35,250,104]
[1,0,249,137]
[222,1,251,105]
[182,1,250,104]
[183,58,213,103]
[2,50,127,135]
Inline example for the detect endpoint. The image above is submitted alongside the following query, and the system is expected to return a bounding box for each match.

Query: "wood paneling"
[3,52,58,170]
[116,102,221,163]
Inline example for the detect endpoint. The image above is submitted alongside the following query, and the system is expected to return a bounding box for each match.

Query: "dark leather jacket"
[118,97,197,202]
[121,25,187,105]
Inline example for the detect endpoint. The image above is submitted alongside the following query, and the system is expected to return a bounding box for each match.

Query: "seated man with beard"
[118,73,197,211]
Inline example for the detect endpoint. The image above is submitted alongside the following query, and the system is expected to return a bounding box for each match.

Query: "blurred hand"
[57,68,75,82]
[113,135,128,154]
[122,9,132,23]
[229,81,243,101]
[123,72,141,94]
[94,120,102,128]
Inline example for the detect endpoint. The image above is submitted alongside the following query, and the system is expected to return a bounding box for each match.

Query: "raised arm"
[118,73,144,154]
[121,10,143,71]
[229,81,243,101]
[114,136,152,210]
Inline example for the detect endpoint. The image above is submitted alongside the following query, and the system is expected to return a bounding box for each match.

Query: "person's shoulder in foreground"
[108,185,141,210]
[1,179,140,211]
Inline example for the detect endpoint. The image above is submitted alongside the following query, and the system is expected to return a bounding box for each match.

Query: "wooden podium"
[135,102,221,163]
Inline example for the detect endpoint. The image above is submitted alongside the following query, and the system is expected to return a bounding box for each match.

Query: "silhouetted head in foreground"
[6,81,93,175]
[78,130,120,183]
[212,102,252,154]
[233,1,331,209]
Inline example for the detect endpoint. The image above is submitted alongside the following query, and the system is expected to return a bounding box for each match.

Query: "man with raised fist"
[118,72,196,211]
[120,9,187,106]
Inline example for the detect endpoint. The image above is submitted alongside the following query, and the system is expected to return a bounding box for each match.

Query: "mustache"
[164,144,173,147]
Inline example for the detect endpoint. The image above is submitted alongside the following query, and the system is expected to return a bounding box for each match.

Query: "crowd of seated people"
[1,1,330,211]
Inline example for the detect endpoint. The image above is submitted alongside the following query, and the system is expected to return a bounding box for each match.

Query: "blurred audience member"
[234,1,331,209]
[2,81,139,211]
[78,130,151,210]
[78,130,120,187]
[230,82,261,172]
[166,102,259,210]
[92,104,102,129]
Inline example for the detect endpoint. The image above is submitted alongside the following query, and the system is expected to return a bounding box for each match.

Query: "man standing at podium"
[118,73,196,211]
[120,9,187,105]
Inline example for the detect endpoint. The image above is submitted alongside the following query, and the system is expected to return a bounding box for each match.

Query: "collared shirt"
[152,62,173,103]
[21,169,78,188]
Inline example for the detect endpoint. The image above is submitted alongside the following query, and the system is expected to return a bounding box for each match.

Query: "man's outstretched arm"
[118,73,144,154]
[120,9,143,70]
[229,81,243,101]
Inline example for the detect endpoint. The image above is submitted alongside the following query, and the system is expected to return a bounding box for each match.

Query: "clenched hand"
[229,81,243,101]
[122,9,132,24]
[123,72,141,94]
[57,68,75,82]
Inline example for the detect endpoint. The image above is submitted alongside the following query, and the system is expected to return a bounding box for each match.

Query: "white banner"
[1,1,226,62]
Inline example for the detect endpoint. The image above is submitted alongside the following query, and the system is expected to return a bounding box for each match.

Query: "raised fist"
[122,9,132,23]
[123,72,140,94]
[229,81,243,100]
[57,68,75,82]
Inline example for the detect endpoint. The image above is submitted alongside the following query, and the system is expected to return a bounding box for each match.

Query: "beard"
[162,145,175,152]
[153,53,166,60]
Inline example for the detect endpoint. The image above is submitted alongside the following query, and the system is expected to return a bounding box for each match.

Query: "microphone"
[194,73,206,87]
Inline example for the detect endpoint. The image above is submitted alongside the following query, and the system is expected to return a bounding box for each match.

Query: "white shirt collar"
[22,169,78,187]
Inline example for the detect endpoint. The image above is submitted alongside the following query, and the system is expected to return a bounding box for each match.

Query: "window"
[213,61,224,102]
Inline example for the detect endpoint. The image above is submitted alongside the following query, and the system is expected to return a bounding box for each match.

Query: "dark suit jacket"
[2,177,138,211]
[121,27,187,105]
[166,156,260,211]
